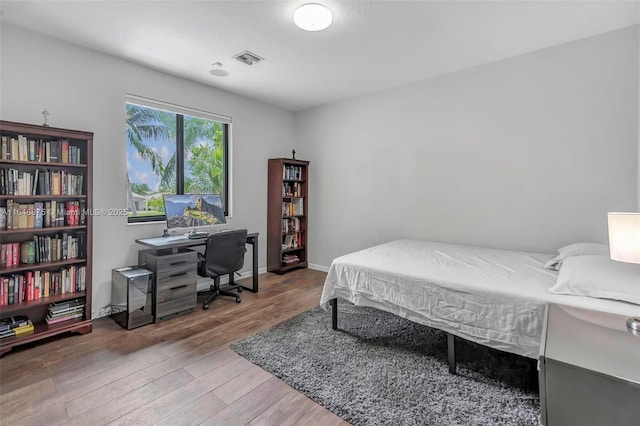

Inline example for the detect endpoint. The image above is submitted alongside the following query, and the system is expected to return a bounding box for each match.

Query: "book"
[20,241,36,264]
[48,305,84,317]
[283,234,294,249]
[13,323,35,335]
[34,202,44,228]
[50,297,85,310]
[61,140,69,163]
[46,313,83,325]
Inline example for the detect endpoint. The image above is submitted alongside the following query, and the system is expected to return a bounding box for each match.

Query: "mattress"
[320,239,639,359]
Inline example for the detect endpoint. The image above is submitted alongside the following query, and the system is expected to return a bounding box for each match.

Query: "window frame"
[126,95,231,224]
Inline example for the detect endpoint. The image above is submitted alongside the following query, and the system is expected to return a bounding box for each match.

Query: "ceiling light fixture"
[209,62,229,77]
[293,3,332,31]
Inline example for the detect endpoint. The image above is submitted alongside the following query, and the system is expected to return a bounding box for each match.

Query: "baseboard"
[308,263,330,272]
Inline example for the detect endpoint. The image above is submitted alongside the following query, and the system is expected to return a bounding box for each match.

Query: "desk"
[135,232,259,293]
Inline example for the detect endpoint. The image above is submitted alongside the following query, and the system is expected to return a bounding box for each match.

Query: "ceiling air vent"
[233,50,264,66]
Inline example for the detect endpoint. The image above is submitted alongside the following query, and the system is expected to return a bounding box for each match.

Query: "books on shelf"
[0,315,30,331]
[1,231,87,267]
[46,298,85,325]
[282,198,304,216]
[1,168,84,196]
[0,315,34,339]
[282,217,300,233]
[282,233,302,250]
[1,136,81,164]
[282,165,302,180]
[282,254,300,265]
[1,199,87,231]
[282,181,302,197]
[0,265,87,305]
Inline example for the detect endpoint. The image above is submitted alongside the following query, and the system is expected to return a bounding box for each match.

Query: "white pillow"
[544,242,610,271]
[548,255,640,305]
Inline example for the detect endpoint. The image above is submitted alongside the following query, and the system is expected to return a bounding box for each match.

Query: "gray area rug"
[230,301,540,426]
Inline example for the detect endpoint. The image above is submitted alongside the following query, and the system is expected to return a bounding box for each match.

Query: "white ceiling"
[1,1,639,111]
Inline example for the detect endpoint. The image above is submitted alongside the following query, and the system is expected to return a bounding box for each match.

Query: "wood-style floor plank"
[247,390,323,426]
[154,391,227,426]
[0,269,347,426]
[200,377,295,425]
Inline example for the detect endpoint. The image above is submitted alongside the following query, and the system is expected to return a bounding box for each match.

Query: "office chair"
[197,229,247,310]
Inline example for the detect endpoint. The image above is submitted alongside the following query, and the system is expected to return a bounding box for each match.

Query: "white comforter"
[320,239,639,358]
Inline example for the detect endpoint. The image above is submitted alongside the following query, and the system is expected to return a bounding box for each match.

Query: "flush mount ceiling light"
[293,3,332,31]
[209,62,229,77]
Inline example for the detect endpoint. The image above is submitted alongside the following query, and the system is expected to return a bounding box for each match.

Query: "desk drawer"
[156,283,198,308]
[156,270,197,292]
[139,249,198,279]
[156,283,198,322]
[156,253,198,279]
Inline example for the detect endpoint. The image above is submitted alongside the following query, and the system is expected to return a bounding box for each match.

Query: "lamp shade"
[608,212,640,264]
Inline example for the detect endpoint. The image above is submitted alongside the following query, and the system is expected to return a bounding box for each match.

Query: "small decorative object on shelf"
[41,109,50,127]
[267,157,309,273]
[291,149,296,160]
[0,120,93,356]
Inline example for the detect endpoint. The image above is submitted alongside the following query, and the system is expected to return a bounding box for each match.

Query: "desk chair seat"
[197,229,247,310]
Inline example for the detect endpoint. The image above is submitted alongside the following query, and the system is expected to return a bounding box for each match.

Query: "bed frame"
[330,298,458,374]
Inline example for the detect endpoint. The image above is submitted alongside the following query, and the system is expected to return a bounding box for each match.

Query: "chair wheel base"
[236,297,241,303]
[237,287,243,293]
[203,304,209,310]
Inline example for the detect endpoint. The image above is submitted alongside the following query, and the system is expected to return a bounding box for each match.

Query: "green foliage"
[147,196,165,212]
[185,143,224,194]
[130,182,151,195]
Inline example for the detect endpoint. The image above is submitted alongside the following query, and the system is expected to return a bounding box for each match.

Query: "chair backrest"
[202,229,248,278]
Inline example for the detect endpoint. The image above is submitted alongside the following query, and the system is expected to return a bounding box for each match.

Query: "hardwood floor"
[0,269,349,426]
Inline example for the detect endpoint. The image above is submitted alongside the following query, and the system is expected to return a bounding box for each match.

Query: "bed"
[320,239,639,368]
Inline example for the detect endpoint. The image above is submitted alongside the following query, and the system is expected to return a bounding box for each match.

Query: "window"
[126,96,230,224]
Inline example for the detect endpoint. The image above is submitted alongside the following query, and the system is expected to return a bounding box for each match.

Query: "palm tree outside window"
[126,100,229,224]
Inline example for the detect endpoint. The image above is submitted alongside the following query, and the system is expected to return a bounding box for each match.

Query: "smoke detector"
[233,50,264,66]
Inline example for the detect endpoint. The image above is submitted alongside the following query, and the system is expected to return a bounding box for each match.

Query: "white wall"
[297,26,639,269]
[1,24,295,316]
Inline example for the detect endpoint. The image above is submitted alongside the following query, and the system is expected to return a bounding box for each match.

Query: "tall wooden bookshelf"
[267,158,309,273]
[0,120,93,355]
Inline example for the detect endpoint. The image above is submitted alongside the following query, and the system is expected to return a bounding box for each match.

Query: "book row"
[0,266,87,305]
[282,165,303,181]
[282,181,302,197]
[282,199,304,217]
[1,168,84,196]
[1,199,86,230]
[1,135,82,164]
[1,232,87,267]
[282,217,301,234]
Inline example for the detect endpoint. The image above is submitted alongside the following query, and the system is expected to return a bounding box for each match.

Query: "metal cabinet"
[111,266,154,329]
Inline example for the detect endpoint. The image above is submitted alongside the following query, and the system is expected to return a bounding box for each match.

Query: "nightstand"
[539,304,640,426]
